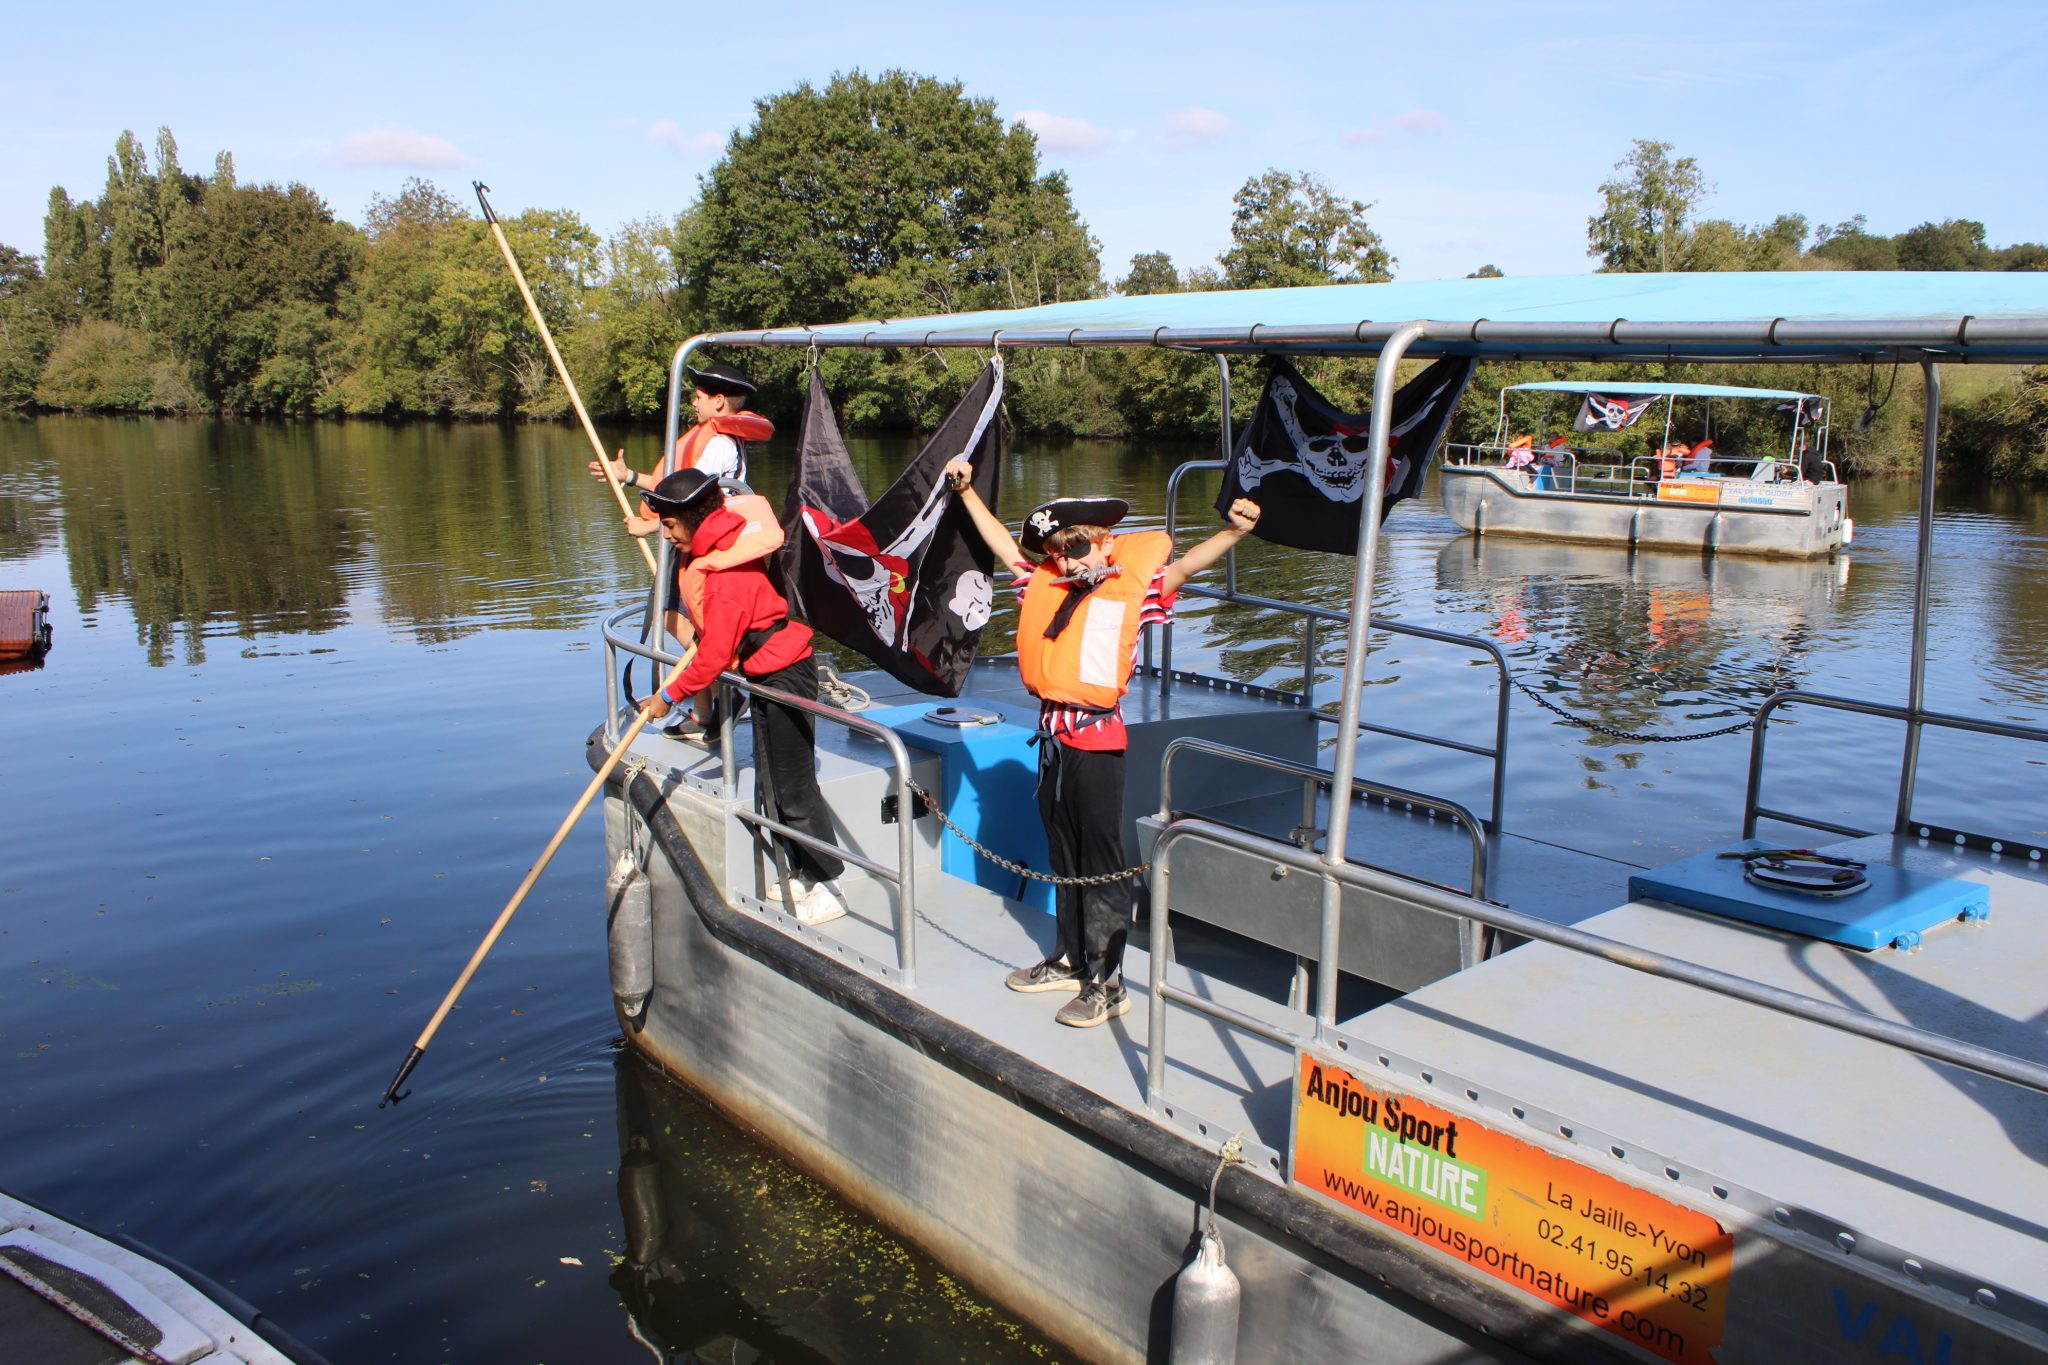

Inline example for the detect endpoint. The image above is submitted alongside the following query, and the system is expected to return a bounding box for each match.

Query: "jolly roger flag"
[781,362,1004,696]
[1216,357,1474,555]
[1573,391,1660,432]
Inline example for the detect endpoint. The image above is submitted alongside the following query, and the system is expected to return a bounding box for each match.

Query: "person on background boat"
[1685,438,1716,475]
[591,363,775,537]
[635,469,847,925]
[944,459,1261,1027]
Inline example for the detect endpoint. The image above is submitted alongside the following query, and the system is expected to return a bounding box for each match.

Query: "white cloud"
[1392,109,1449,137]
[646,120,725,157]
[1343,110,1451,149]
[1017,109,1112,156]
[1161,106,1238,146]
[333,127,471,170]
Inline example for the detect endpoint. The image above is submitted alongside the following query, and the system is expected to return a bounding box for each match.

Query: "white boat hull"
[1440,467,1848,558]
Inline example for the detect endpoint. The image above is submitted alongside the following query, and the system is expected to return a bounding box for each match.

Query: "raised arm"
[943,459,1025,573]
[1162,498,1260,595]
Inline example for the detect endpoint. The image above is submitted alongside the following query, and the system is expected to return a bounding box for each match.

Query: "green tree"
[1811,216,1898,271]
[685,70,1073,329]
[1894,218,1988,271]
[1119,251,1183,296]
[153,166,357,411]
[333,179,597,418]
[35,320,194,412]
[1467,264,1504,279]
[1587,140,1706,272]
[1220,169,1393,289]
[567,212,699,418]
[0,245,55,408]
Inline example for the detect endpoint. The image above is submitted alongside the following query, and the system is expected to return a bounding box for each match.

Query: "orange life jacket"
[668,412,776,477]
[1658,443,1690,480]
[1015,531,1174,710]
[676,494,787,627]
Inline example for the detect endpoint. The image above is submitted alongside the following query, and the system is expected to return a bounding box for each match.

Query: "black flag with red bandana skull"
[1216,357,1473,555]
[781,363,1005,696]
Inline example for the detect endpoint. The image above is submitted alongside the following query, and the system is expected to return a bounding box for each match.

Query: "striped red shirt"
[1012,558,1175,751]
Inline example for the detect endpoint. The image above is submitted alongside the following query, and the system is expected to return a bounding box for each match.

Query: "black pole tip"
[473,183,497,225]
[379,1045,425,1109]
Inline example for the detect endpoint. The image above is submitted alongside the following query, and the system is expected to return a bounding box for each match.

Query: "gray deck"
[1351,834,2048,1316]
[624,663,2048,1352]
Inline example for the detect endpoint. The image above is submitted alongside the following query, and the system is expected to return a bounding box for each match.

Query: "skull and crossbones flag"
[781,362,1004,696]
[1573,392,1660,432]
[1216,357,1474,555]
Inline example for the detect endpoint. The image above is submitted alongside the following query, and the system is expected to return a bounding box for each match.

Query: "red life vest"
[668,412,776,477]
[677,494,786,628]
[1015,531,1174,710]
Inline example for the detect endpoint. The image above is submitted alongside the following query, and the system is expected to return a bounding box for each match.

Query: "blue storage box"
[1627,838,1989,950]
[865,699,1054,914]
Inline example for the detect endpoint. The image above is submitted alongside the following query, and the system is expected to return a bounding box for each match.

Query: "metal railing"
[1446,441,1840,496]
[1156,459,1512,835]
[1157,736,1489,898]
[1143,817,2048,1131]
[1742,688,2048,859]
[599,604,924,987]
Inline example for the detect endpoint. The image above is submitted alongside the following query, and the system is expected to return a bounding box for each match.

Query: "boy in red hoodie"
[636,469,847,924]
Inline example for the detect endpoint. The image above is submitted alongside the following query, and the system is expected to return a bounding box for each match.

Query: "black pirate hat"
[685,362,756,398]
[641,468,722,517]
[1019,496,1129,557]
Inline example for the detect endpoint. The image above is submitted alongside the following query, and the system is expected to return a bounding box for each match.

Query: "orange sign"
[1657,481,1722,505]
[1293,1055,1730,1364]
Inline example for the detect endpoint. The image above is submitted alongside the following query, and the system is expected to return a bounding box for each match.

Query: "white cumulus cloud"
[1017,109,1112,156]
[1392,109,1449,136]
[1342,127,1389,147]
[1162,106,1239,145]
[334,127,472,170]
[646,120,726,157]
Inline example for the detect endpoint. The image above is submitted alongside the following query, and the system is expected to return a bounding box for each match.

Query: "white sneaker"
[792,880,847,926]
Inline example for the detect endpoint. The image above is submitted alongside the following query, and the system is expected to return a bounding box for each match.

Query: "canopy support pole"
[1315,323,1425,1029]
[1895,361,1941,833]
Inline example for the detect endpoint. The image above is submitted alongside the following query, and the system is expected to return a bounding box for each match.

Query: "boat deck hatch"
[1627,837,1990,950]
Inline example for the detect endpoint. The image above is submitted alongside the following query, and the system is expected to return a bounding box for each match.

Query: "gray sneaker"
[1056,980,1130,1028]
[1004,957,1084,993]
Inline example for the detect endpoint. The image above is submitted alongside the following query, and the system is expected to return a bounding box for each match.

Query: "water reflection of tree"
[29,416,651,665]
[0,434,60,562]
[49,418,368,665]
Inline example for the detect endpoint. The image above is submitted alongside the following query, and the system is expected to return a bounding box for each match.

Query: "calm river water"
[2,415,2045,1363]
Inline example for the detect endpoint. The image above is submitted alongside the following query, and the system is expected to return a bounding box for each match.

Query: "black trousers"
[748,656,846,887]
[1037,742,1130,984]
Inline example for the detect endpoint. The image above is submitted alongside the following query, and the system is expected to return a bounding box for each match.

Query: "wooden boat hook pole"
[380,648,692,1107]
[473,181,658,576]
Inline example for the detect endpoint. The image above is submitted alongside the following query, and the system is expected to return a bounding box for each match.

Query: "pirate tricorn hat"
[685,362,757,399]
[1019,497,1129,558]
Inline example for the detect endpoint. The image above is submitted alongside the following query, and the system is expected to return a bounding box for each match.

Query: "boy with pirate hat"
[636,467,848,925]
[943,459,1260,1027]
[592,362,776,536]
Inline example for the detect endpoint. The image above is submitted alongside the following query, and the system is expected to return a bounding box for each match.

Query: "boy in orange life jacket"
[636,469,848,925]
[590,363,775,537]
[944,458,1260,1028]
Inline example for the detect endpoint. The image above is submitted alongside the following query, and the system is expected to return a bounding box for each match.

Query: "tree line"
[0,86,2042,479]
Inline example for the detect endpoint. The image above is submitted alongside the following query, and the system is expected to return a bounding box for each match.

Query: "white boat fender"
[618,1135,666,1267]
[1170,1229,1240,1365]
[1842,516,1855,546]
[608,849,654,1017]
[1171,1134,1245,1365]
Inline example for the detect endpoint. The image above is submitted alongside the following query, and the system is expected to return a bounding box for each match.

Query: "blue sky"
[4,0,2042,288]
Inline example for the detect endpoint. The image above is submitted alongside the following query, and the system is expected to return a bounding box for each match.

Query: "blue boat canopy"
[1504,380,1821,401]
[705,271,2048,365]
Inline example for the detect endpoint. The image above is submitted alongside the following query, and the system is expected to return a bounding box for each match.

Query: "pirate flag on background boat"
[1573,391,1660,432]
[781,362,1004,696]
[1216,357,1474,555]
